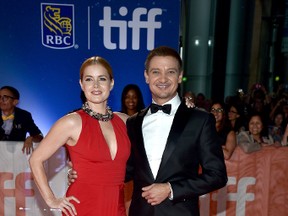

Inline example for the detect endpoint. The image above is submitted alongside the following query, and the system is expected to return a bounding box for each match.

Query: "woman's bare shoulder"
[58,112,82,127]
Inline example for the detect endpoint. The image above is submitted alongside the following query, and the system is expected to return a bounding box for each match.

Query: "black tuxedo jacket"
[0,107,42,141]
[126,102,227,216]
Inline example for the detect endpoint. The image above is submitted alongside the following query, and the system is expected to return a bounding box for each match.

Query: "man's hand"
[142,183,171,206]
[67,161,78,186]
[22,136,34,155]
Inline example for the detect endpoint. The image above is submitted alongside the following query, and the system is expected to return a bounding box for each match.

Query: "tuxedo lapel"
[156,102,191,180]
[135,108,155,180]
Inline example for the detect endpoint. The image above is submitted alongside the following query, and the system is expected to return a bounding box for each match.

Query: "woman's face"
[124,89,139,111]
[274,113,283,127]
[249,116,263,135]
[211,103,224,122]
[79,64,114,104]
[228,106,240,121]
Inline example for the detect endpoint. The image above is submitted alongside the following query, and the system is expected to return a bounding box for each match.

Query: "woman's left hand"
[185,97,195,108]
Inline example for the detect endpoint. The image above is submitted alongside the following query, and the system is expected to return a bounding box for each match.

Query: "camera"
[237,88,245,97]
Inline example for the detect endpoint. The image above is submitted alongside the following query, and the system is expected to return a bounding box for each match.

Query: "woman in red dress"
[29,56,130,216]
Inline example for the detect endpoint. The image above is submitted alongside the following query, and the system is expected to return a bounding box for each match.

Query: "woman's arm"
[29,113,81,215]
[281,124,288,146]
[114,112,129,123]
[237,131,262,153]
[222,130,237,160]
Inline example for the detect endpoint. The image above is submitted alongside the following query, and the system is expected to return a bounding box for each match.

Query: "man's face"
[0,89,18,112]
[144,56,183,104]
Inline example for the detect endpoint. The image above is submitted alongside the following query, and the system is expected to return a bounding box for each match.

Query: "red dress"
[65,110,131,216]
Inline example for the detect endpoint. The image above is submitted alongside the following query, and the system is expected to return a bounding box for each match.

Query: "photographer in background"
[269,84,288,125]
[0,86,43,154]
[245,83,271,125]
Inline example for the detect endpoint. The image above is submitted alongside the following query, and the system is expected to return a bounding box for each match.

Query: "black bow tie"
[150,103,172,114]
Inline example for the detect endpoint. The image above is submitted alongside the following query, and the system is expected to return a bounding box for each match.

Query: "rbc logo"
[41,3,74,49]
[99,7,162,50]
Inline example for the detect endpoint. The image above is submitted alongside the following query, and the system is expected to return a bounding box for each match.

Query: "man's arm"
[170,113,228,201]
[22,134,43,154]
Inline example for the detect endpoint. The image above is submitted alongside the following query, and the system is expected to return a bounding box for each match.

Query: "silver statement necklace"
[82,102,113,122]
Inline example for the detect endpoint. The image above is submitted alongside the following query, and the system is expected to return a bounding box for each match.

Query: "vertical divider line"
[88,6,90,50]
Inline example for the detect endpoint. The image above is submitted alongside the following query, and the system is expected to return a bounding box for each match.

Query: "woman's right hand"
[48,196,80,216]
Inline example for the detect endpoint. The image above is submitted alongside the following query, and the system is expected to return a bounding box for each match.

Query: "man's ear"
[13,99,19,106]
[144,70,149,84]
[178,70,183,84]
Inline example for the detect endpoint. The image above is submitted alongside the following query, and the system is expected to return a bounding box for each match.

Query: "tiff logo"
[0,172,34,216]
[200,176,256,216]
[99,6,162,50]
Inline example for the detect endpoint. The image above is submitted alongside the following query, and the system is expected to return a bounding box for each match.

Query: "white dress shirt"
[142,94,181,179]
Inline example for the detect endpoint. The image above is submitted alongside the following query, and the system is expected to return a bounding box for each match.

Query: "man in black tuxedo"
[125,46,227,216]
[0,86,43,154]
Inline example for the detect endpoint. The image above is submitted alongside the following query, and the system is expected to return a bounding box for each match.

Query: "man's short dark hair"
[144,46,182,70]
[1,86,20,99]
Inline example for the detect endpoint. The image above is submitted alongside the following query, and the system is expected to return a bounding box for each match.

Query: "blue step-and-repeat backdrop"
[0,0,180,135]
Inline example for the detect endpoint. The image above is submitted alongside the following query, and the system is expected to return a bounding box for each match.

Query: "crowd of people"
[187,82,288,158]
[2,45,287,216]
